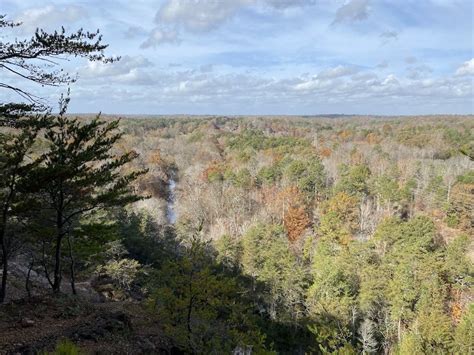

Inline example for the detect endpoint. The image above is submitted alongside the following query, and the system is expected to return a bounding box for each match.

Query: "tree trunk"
[67,235,76,295]
[53,188,64,294]
[26,260,34,298]
[52,232,62,293]
[397,317,401,343]
[0,238,8,303]
[0,221,8,303]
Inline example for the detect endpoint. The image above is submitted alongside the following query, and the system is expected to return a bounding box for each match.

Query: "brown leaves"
[201,161,224,182]
[319,147,332,158]
[284,205,310,243]
[366,132,381,145]
[278,186,311,243]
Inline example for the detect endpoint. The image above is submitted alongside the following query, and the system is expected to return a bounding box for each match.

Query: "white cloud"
[140,27,180,48]
[263,0,316,9]
[382,74,399,86]
[77,61,472,104]
[68,62,473,114]
[15,5,87,32]
[142,0,318,47]
[406,64,432,80]
[455,59,474,76]
[124,25,147,39]
[332,0,370,24]
[81,55,154,84]
[156,0,252,32]
[317,65,358,79]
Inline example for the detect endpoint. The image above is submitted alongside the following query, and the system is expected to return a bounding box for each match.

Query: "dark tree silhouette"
[0,110,50,302]
[0,14,118,106]
[34,96,147,293]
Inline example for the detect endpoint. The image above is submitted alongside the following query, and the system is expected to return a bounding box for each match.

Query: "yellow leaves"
[449,181,474,233]
[350,148,364,165]
[147,149,163,165]
[338,129,353,141]
[323,191,359,234]
[366,132,381,145]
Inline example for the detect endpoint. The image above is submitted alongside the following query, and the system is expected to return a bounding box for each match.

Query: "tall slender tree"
[34,96,147,293]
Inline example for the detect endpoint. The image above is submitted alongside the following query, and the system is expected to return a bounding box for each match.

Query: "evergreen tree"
[453,304,474,354]
[241,224,307,323]
[33,96,146,293]
[0,110,48,302]
[0,14,117,106]
[149,239,270,354]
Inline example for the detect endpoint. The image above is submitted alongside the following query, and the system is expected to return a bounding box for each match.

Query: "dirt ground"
[0,295,172,354]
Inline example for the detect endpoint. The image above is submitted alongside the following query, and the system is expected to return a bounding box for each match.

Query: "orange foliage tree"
[277,186,311,243]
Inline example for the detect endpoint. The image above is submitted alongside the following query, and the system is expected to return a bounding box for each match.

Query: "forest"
[1,110,473,354]
[1,10,473,355]
[118,113,473,354]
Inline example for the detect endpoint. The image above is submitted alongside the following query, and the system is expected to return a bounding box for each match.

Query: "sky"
[2,0,474,115]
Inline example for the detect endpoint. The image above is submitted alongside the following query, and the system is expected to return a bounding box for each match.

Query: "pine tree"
[149,239,269,353]
[0,110,49,302]
[33,96,146,293]
[0,14,117,106]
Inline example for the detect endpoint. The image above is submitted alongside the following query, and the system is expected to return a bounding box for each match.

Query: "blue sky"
[3,0,473,115]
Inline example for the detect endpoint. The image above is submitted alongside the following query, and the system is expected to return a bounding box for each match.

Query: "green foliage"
[148,239,270,353]
[72,216,121,273]
[96,241,141,290]
[396,332,424,355]
[29,97,147,292]
[443,127,473,152]
[284,158,327,199]
[241,224,307,322]
[46,339,82,355]
[453,304,474,354]
[257,164,282,185]
[214,234,242,268]
[444,234,473,290]
[416,301,453,353]
[117,211,165,265]
[308,237,358,344]
[426,174,448,207]
[187,130,205,143]
[228,130,309,152]
[456,169,474,184]
[336,164,371,197]
[224,168,253,188]
[0,112,49,301]
[372,174,401,205]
